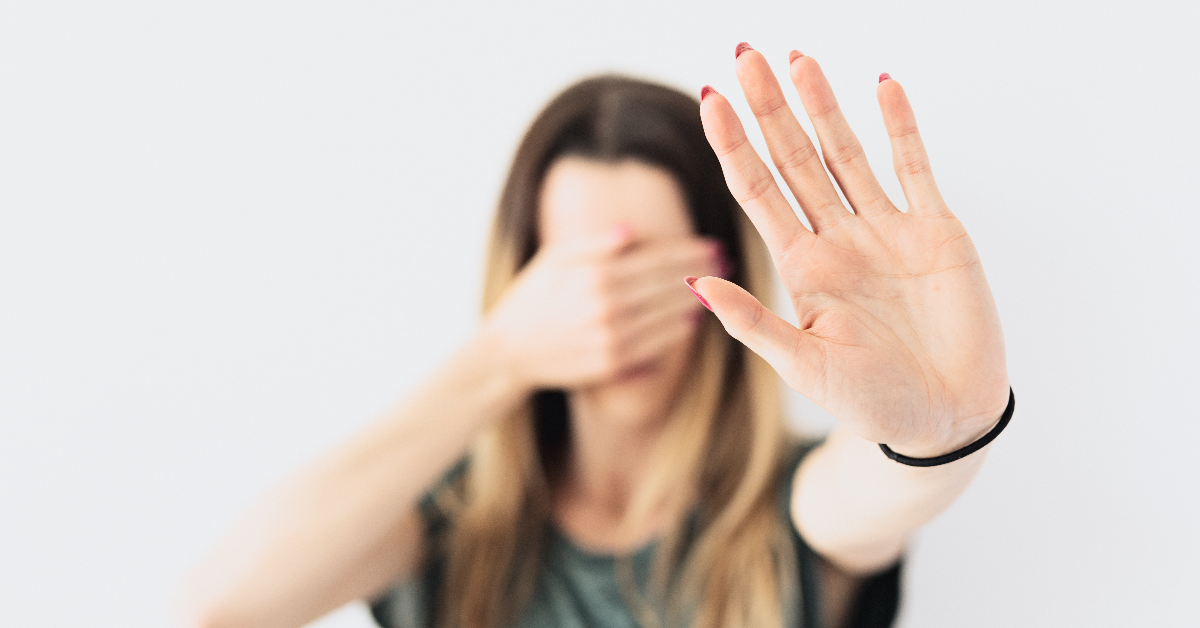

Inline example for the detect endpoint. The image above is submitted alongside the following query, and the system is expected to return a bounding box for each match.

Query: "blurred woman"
[182,45,1011,628]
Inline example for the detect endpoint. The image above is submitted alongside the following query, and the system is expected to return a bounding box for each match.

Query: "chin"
[582,359,685,428]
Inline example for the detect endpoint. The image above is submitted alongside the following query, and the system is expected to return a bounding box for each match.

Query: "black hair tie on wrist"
[879,388,1015,467]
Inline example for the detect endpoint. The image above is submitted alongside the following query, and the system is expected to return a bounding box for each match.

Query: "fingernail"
[700,85,716,100]
[684,276,713,312]
[879,72,892,83]
[735,42,753,58]
[789,50,804,63]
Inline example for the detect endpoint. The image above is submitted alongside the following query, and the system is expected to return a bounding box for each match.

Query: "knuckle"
[749,92,790,118]
[825,141,865,168]
[713,133,749,159]
[848,189,892,216]
[775,138,821,173]
[804,198,852,229]
[810,99,841,121]
[887,123,921,140]
[733,167,775,205]
[812,198,845,216]
[744,299,766,332]
[895,154,932,177]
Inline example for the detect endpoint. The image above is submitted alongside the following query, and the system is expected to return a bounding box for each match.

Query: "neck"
[552,389,677,551]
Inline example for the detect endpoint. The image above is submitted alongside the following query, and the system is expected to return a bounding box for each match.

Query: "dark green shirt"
[371,443,900,628]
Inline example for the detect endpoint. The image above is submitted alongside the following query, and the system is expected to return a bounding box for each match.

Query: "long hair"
[435,75,798,628]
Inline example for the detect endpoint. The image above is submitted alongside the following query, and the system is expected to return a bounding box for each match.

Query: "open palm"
[693,47,1009,455]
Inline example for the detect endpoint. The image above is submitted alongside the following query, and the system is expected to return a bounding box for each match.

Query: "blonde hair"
[432,76,801,628]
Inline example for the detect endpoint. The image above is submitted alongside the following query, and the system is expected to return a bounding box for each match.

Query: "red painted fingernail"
[735,42,753,58]
[789,50,804,63]
[684,276,713,312]
[879,72,892,83]
[700,85,715,100]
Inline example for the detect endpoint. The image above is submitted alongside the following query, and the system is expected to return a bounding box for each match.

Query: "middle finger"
[734,46,848,232]
[790,55,896,218]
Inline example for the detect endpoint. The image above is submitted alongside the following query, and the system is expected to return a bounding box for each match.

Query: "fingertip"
[788,50,804,64]
[683,276,714,312]
[789,53,819,86]
[698,87,748,150]
[875,76,910,112]
[735,42,754,59]
[876,73,907,101]
[601,222,635,254]
[700,85,734,117]
[613,222,633,241]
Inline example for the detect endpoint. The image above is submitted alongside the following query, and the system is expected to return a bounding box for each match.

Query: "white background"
[2,1,1198,626]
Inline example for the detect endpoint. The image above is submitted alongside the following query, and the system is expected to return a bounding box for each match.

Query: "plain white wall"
[1,1,1197,626]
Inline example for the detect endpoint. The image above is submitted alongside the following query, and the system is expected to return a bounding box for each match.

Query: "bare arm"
[793,426,991,574]
[179,330,528,628]
[692,46,1010,581]
[179,228,720,628]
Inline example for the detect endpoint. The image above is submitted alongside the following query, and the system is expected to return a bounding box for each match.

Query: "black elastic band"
[879,388,1015,467]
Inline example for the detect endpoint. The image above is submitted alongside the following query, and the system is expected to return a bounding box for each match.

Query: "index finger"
[699,86,814,261]
[609,236,722,283]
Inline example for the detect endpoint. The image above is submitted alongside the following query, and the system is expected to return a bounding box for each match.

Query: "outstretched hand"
[692,46,1009,457]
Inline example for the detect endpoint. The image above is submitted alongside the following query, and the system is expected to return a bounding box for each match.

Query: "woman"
[182,45,1010,628]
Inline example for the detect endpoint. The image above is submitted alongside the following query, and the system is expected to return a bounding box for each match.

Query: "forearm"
[792,425,990,574]
[180,329,529,628]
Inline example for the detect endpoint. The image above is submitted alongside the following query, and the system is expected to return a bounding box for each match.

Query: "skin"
[179,158,723,628]
[695,48,1009,573]
[180,50,1010,628]
[524,158,716,551]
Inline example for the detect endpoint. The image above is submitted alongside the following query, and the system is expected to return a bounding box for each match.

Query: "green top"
[519,526,661,628]
[370,442,899,628]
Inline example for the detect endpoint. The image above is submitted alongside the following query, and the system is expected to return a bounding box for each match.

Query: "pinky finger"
[877,76,946,214]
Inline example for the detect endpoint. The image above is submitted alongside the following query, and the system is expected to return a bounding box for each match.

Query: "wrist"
[885,384,1011,459]
[469,319,535,401]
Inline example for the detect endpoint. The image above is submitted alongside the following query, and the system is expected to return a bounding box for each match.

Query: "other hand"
[486,226,722,390]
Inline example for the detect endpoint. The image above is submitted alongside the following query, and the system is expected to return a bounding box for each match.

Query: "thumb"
[684,275,818,388]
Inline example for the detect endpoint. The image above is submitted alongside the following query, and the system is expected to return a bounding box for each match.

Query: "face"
[538,156,703,430]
